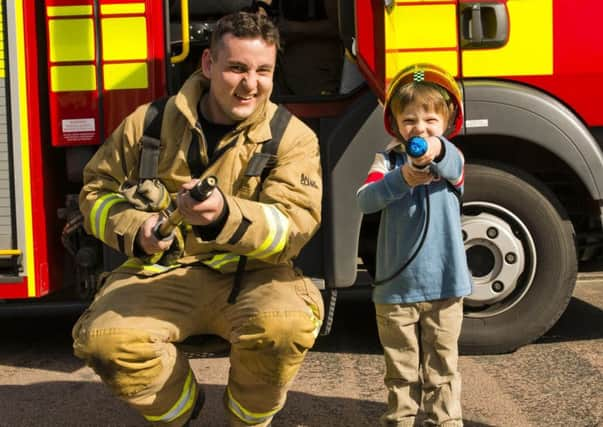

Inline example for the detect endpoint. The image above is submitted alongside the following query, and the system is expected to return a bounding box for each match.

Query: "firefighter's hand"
[177,180,225,226]
[401,163,433,187]
[136,214,174,255]
[411,136,442,167]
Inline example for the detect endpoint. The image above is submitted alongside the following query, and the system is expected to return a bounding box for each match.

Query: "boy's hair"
[210,11,281,55]
[389,82,454,128]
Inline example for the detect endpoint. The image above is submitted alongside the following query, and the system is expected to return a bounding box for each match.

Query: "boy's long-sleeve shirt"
[356,137,472,304]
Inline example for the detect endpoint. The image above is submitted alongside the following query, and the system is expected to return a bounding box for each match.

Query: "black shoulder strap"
[139,97,169,181]
[244,105,292,180]
[263,104,292,156]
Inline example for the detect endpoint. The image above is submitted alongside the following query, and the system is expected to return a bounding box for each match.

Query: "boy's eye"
[230,64,246,73]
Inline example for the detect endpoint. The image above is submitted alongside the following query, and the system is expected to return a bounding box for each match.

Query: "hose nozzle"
[154,176,218,239]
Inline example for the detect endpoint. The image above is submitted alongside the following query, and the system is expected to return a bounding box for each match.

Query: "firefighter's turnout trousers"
[72,264,324,426]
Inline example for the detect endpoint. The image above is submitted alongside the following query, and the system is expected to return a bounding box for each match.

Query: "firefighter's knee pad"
[234,311,318,385]
[73,327,164,397]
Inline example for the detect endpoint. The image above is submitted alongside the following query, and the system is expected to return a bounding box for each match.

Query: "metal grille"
[0,1,13,253]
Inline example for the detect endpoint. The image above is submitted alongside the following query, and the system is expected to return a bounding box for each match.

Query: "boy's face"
[201,34,276,124]
[395,102,447,142]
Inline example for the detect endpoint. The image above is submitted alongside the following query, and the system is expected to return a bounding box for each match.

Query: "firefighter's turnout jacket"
[80,69,322,275]
[74,70,324,427]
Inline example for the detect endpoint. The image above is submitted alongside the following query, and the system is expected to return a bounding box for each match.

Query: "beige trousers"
[72,264,324,426]
[375,298,464,427]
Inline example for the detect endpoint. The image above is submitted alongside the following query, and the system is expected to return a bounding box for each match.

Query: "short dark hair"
[210,11,280,54]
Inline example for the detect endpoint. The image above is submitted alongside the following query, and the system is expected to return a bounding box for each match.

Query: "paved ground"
[0,279,601,427]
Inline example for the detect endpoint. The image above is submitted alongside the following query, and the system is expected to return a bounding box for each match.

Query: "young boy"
[356,64,473,427]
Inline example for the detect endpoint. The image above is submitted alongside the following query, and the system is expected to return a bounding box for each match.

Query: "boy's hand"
[411,136,442,167]
[401,163,433,187]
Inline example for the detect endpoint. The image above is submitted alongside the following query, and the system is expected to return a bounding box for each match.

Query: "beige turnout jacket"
[80,70,322,275]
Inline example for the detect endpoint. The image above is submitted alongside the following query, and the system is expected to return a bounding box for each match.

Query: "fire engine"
[1,0,602,354]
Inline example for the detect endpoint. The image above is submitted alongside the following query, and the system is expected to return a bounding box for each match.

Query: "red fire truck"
[1,0,602,354]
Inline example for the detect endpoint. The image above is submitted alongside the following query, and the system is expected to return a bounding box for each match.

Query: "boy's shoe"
[183,387,205,427]
[380,417,415,427]
[422,420,464,427]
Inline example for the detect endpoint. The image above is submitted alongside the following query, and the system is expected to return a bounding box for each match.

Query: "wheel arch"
[458,134,595,240]
[464,159,575,223]
[462,80,603,211]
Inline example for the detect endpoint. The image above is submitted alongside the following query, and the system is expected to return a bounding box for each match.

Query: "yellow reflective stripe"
[384,2,458,82]
[202,253,240,269]
[51,64,97,92]
[101,16,147,61]
[15,0,35,295]
[47,5,92,17]
[89,193,127,241]
[462,0,553,77]
[48,18,95,63]
[101,3,145,15]
[226,386,280,425]
[201,205,289,271]
[103,62,148,90]
[246,205,289,259]
[385,3,456,50]
[145,370,197,422]
[121,258,180,274]
[307,304,322,339]
[385,51,457,83]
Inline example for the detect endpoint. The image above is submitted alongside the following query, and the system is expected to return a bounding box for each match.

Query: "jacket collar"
[173,69,275,144]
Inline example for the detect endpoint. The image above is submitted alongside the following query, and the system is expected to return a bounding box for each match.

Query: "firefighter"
[72,11,323,427]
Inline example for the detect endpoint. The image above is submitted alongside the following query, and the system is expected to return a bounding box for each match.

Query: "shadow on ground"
[0,381,496,427]
[1,290,601,371]
[535,296,603,344]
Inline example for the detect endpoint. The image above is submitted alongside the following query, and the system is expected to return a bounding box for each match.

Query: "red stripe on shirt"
[453,169,465,188]
[365,171,385,184]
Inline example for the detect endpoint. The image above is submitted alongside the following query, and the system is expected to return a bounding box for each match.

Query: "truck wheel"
[460,162,577,354]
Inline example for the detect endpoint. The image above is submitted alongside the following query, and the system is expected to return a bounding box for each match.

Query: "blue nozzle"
[406,136,428,158]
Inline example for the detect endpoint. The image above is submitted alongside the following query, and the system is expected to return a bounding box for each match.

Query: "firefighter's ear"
[201,49,212,79]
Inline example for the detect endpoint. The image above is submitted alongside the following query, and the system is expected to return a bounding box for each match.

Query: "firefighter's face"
[201,34,276,124]
[395,103,447,141]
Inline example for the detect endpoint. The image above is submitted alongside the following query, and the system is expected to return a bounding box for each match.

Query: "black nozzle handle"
[152,176,219,240]
[189,175,218,202]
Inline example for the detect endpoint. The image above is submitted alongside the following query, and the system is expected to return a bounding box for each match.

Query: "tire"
[460,162,577,354]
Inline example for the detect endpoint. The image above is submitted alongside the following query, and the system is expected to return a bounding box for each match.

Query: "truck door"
[355,0,461,101]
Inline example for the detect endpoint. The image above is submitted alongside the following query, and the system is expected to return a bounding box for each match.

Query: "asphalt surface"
[0,278,601,427]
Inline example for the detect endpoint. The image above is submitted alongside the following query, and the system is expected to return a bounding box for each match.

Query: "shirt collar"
[173,69,274,144]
